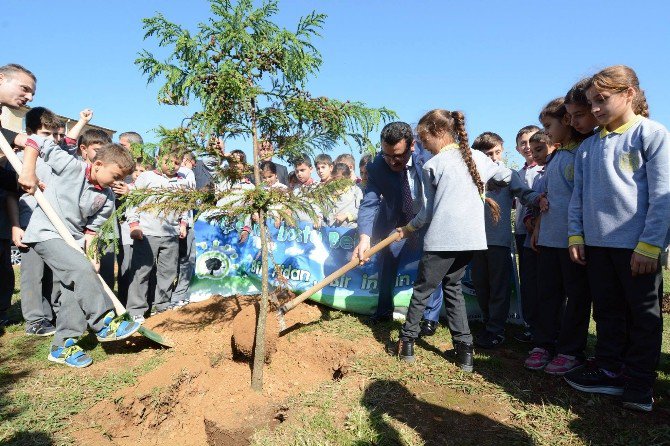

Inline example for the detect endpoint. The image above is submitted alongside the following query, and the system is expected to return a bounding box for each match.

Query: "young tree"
[134,0,395,390]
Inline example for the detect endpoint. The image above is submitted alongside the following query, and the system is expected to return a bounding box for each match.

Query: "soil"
[663,293,670,314]
[231,302,280,362]
[71,295,367,446]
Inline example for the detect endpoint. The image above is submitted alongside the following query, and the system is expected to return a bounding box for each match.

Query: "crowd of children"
[1,63,667,413]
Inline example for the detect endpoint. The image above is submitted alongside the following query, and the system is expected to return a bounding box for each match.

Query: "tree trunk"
[249,99,268,391]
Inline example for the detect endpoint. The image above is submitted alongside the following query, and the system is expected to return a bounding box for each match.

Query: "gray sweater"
[485,170,540,247]
[537,144,579,249]
[514,163,542,235]
[409,146,512,251]
[568,116,670,252]
[22,137,115,245]
[324,185,363,228]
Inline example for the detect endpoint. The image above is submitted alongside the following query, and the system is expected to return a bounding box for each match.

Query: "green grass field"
[1,267,668,445]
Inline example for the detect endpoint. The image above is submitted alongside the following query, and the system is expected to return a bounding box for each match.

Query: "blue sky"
[3,0,669,169]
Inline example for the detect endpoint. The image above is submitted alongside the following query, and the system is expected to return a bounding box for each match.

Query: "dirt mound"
[231,302,280,362]
[72,295,370,446]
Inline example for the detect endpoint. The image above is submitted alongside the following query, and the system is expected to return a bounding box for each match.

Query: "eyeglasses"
[381,149,411,162]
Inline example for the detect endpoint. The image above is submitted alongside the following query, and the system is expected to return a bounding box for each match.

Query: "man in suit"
[355,121,441,326]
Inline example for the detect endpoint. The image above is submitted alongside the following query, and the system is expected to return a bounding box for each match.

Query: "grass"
[1,266,669,445]
[0,267,165,446]
[251,297,670,446]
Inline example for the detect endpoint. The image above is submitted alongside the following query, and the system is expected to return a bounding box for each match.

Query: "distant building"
[1,105,115,138]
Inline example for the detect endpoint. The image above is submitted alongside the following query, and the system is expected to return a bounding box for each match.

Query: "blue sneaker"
[48,338,93,368]
[95,312,141,342]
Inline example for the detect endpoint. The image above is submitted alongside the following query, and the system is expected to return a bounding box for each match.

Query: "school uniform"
[21,137,116,346]
[568,116,669,391]
[171,166,197,305]
[399,145,512,343]
[324,185,363,228]
[533,142,591,360]
[126,170,188,317]
[471,171,541,336]
[12,153,61,326]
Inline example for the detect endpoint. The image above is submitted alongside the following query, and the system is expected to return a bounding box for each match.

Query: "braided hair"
[416,109,501,222]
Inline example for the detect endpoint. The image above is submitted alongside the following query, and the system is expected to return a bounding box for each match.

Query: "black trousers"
[533,246,591,359]
[471,246,512,335]
[519,247,538,329]
[586,246,662,388]
[400,251,473,343]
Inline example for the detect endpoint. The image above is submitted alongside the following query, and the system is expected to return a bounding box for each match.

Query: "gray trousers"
[0,239,14,313]
[400,251,474,343]
[32,239,113,346]
[171,227,194,303]
[20,245,60,326]
[127,235,179,317]
[471,246,512,335]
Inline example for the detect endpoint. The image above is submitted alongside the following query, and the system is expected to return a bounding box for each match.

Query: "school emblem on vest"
[564,163,574,181]
[91,195,106,214]
[618,150,641,172]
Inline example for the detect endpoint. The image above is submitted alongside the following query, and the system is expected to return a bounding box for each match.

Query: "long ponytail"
[450,111,501,223]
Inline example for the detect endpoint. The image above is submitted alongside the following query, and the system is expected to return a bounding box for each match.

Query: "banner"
[190,217,523,323]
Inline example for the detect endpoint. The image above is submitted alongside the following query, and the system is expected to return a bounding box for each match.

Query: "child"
[77,128,112,163]
[518,131,555,346]
[470,132,547,349]
[565,66,668,412]
[126,150,188,322]
[334,153,359,183]
[315,154,334,183]
[261,161,288,189]
[395,109,511,371]
[172,152,197,309]
[10,107,92,335]
[512,125,542,342]
[292,154,314,189]
[524,96,592,376]
[324,162,363,228]
[18,136,139,367]
[358,153,373,189]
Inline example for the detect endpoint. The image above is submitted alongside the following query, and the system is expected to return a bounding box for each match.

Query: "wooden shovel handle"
[0,134,126,314]
[279,231,402,314]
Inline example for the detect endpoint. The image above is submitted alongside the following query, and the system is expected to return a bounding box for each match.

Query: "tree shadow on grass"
[360,379,531,446]
[2,431,55,446]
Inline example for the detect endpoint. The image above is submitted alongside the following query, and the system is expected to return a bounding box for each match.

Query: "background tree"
[133,0,395,390]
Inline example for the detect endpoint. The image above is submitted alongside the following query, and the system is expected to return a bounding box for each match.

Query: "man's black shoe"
[513,330,533,343]
[367,312,393,325]
[564,366,624,396]
[419,319,438,337]
[447,340,474,372]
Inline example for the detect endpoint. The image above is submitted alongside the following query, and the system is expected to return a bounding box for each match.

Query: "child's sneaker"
[131,314,146,324]
[48,338,93,368]
[524,347,551,370]
[95,312,141,342]
[564,366,625,396]
[544,354,583,376]
[513,330,533,343]
[26,320,56,336]
[622,383,654,412]
[474,331,505,349]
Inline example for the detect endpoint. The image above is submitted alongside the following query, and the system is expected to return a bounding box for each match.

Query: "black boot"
[397,338,415,363]
[447,340,473,372]
[419,319,438,337]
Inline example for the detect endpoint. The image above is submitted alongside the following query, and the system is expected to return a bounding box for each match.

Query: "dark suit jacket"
[358,152,426,241]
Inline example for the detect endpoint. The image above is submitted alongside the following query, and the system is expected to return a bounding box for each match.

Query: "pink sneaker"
[544,354,583,376]
[524,348,550,370]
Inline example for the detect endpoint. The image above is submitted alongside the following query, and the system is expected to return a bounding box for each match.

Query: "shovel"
[0,133,173,348]
[275,231,402,331]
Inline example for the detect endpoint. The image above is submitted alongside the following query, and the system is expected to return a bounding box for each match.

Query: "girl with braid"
[395,109,512,372]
